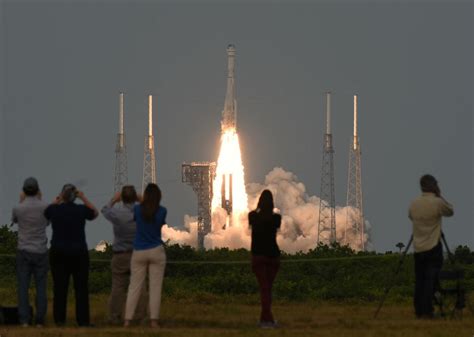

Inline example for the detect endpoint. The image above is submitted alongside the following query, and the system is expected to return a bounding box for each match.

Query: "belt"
[113,250,133,255]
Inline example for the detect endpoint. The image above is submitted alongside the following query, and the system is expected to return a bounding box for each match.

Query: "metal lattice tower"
[318,92,336,245]
[114,92,128,192]
[182,162,216,250]
[346,94,365,250]
[142,95,157,192]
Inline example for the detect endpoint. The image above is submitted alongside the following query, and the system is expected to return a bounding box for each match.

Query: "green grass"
[1,294,473,337]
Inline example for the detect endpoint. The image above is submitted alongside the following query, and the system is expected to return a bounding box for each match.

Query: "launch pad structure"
[346,94,365,250]
[317,92,336,245]
[114,92,128,192]
[142,95,157,192]
[182,162,216,250]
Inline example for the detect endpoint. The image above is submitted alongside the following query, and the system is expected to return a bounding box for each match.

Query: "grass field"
[1,294,473,337]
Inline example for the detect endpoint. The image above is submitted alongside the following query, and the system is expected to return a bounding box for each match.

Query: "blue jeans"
[16,249,49,325]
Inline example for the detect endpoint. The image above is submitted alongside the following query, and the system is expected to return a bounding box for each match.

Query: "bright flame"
[212,129,248,226]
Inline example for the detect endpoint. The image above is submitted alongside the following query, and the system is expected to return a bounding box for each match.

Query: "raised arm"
[439,196,454,217]
[101,192,121,222]
[77,191,99,219]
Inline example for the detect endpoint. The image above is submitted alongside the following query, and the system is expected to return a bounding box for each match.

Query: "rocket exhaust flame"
[212,130,248,228]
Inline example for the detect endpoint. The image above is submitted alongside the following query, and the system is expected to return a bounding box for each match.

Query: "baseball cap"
[23,177,39,194]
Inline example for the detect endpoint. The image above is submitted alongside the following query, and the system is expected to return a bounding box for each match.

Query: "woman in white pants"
[124,183,167,328]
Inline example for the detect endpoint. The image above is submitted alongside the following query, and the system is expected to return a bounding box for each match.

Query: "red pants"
[252,255,280,322]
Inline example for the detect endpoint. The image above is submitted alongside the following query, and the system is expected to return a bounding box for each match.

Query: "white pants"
[125,245,166,320]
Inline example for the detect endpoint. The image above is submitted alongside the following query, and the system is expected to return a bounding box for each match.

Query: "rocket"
[221,44,237,132]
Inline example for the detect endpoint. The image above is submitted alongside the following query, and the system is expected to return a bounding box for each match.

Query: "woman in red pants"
[248,189,281,329]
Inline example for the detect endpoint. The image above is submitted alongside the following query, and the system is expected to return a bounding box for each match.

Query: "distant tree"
[396,242,405,253]
[0,224,18,254]
[454,245,472,264]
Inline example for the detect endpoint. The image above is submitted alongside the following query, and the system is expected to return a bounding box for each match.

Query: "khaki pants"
[125,245,166,320]
[108,252,147,322]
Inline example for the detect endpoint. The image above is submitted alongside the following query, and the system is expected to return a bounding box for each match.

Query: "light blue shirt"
[101,202,137,252]
[12,197,49,254]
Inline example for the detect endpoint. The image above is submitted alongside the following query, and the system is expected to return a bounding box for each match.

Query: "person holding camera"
[11,177,49,327]
[248,189,281,329]
[409,174,454,319]
[101,186,147,325]
[44,184,98,327]
[124,183,167,329]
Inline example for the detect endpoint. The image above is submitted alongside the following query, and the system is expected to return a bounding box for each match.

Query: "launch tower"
[317,92,336,244]
[142,95,157,192]
[346,94,365,250]
[114,92,128,192]
[182,162,216,250]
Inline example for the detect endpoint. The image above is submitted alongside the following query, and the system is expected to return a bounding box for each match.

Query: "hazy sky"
[1,0,472,251]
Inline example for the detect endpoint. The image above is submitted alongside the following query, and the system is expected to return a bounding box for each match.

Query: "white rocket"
[221,44,237,132]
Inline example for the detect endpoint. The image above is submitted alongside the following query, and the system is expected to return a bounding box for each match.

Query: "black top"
[45,203,96,254]
[249,210,281,257]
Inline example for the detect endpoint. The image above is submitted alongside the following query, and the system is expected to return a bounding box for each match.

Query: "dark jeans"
[414,242,443,318]
[16,250,49,325]
[252,255,280,323]
[49,248,90,326]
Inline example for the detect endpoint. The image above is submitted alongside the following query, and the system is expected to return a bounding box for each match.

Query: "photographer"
[101,186,147,324]
[44,184,98,327]
[409,174,454,319]
[11,177,49,327]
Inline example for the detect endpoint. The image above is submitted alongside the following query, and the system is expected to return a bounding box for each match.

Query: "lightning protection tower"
[346,94,365,250]
[317,92,336,245]
[182,162,216,250]
[142,94,157,192]
[114,92,128,192]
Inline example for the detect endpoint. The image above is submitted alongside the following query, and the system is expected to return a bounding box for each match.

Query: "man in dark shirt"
[44,184,98,327]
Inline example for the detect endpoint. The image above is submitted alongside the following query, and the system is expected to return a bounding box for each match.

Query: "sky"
[0,0,472,252]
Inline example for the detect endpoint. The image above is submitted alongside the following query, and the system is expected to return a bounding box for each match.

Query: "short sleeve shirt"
[45,202,96,253]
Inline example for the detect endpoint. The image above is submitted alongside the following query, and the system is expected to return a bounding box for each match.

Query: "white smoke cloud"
[162,214,198,247]
[164,167,372,252]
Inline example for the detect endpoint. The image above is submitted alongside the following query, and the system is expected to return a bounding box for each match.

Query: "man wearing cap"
[11,177,49,327]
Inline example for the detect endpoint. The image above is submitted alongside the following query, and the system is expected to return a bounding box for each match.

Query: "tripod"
[374,235,413,318]
[374,232,471,319]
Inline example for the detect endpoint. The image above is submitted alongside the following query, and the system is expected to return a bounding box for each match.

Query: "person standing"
[409,174,454,318]
[248,189,281,328]
[124,183,167,329]
[12,177,49,327]
[45,184,98,327]
[101,186,147,324]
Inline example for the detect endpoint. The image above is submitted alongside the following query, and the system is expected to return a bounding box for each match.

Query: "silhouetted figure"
[102,186,148,324]
[124,183,167,329]
[45,184,98,327]
[409,174,453,318]
[12,177,49,327]
[248,189,281,328]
